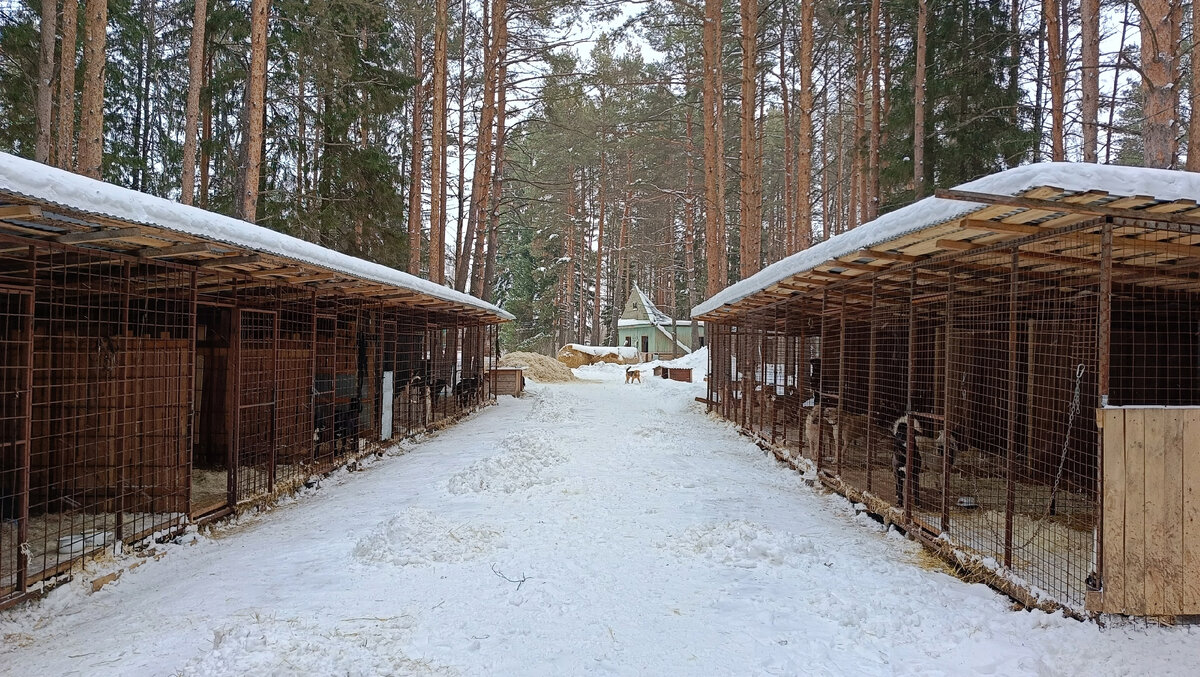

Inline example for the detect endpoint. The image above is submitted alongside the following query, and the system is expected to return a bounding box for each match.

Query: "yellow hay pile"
[499,351,576,383]
[556,344,638,368]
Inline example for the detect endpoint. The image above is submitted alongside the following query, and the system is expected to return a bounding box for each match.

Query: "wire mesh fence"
[0,235,502,609]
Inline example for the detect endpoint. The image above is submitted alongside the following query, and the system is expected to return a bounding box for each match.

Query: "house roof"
[692,163,1200,321]
[0,152,512,322]
[623,283,674,325]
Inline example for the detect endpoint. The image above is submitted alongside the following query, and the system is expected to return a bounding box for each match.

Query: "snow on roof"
[691,163,1200,318]
[634,283,674,325]
[563,344,640,359]
[0,152,513,320]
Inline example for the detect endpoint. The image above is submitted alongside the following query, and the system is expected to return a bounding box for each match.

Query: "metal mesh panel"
[235,309,276,502]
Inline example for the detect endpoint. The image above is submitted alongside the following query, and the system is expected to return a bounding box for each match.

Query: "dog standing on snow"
[625,367,642,384]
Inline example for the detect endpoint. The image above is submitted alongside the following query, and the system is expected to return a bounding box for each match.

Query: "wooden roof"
[0,164,509,324]
[693,185,1200,322]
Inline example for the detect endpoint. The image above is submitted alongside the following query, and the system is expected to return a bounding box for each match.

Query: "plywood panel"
[1183,410,1200,612]
[1100,409,1126,613]
[1143,410,1166,614]
[1162,411,1184,615]
[1124,409,1146,614]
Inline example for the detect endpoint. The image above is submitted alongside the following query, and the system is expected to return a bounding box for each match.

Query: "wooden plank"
[938,188,1200,229]
[57,226,144,244]
[0,205,42,219]
[1124,409,1147,615]
[198,254,262,268]
[139,242,214,258]
[1163,410,1184,614]
[1144,410,1167,615]
[1101,409,1126,613]
[1182,410,1200,612]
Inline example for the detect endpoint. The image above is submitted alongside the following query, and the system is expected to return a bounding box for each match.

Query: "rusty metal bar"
[837,291,847,476]
[940,277,954,531]
[905,270,917,520]
[866,280,877,495]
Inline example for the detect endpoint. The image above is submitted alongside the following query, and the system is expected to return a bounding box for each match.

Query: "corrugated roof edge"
[0,152,513,320]
[691,162,1200,318]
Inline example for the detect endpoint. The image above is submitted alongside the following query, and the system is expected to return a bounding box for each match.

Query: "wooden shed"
[0,153,511,609]
[693,163,1200,618]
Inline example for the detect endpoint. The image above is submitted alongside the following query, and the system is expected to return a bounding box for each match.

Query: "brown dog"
[625,367,642,384]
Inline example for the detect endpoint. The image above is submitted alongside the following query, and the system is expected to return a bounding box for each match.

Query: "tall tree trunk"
[407,29,426,276]
[1139,0,1182,168]
[913,0,927,197]
[592,150,606,345]
[237,0,270,221]
[1043,0,1065,161]
[684,105,698,346]
[77,0,108,178]
[430,0,449,283]
[702,0,725,296]
[738,0,759,280]
[796,0,814,249]
[200,44,212,207]
[1080,0,1099,163]
[779,16,794,254]
[478,58,507,300]
[852,20,866,228]
[565,165,577,341]
[56,0,79,169]
[181,0,208,205]
[470,0,505,295]
[295,56,306,219]
[454,0,468,276]
[1190,0,1200,170]
[35,0,56,164]
[868,0,881,219]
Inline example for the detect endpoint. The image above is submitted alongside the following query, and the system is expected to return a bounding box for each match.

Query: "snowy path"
[3,367,1199,676]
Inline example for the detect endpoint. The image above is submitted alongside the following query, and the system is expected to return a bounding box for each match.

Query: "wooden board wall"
[1094,407,1200,616]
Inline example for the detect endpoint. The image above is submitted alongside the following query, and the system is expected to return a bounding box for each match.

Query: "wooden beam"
[937,188,1200,229]
[854,249,922,263]
[0,205,42,220]
[139,242,215,258]
[198,254,262,268]
[57,227,144,244]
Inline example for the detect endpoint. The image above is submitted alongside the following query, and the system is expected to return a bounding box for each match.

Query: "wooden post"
[115,262,131,543]
[1004,248,1019,567]
[866,280,878,494]
[17,247,35,593]
[309,291,318,462]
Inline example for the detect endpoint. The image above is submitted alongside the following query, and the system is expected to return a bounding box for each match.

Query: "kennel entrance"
[192,304,234,517]
[0,288,32,598]
[234,309,277,502]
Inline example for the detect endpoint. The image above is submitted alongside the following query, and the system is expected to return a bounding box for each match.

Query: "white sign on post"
[381,371,394,441]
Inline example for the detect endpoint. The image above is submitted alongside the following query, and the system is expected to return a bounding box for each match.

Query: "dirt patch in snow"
[446,430,567,495]
[498,352,575,382]
[353,507,504,567]
[669,520,819,569]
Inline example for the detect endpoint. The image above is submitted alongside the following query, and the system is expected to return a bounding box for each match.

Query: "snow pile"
[498,351,575,382]
[692,162,1200,317]
[174,615,452,677]
[0,153,510,320]
[655,346,708,374]
[446,429,566,495]
[669,519,819,569]
[353,507,504,567]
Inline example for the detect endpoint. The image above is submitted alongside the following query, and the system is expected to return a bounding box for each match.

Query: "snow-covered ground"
[2,365,1198,676]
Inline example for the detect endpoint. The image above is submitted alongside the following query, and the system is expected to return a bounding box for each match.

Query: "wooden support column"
[309,290,318,462]
[1004,248,1019,567]
[796,312,806,458]
[866,280,878,494]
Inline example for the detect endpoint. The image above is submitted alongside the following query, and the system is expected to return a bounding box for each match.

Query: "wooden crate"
[490,367,525,396]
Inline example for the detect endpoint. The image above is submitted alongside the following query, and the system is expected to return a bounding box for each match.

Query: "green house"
[617,284,705,359]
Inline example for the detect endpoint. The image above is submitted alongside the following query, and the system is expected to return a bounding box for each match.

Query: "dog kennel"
[696,164,1200,617]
